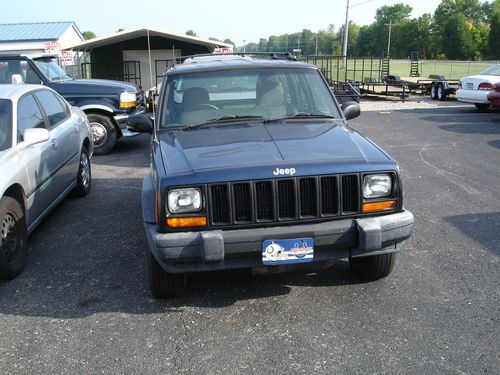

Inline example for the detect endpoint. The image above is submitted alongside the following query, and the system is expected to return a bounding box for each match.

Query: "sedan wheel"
[0,197,28,280]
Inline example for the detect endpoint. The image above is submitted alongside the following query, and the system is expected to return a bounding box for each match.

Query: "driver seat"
[182,87,210,109]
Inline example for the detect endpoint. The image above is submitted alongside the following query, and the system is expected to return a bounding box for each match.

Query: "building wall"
[89,36,213,85]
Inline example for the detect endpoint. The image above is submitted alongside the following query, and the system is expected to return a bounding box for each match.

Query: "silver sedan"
[0,84,93,280]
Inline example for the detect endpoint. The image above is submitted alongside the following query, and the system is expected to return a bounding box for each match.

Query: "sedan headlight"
[363,174,392,198]
[168,188,202,213]
[120,91,137,108]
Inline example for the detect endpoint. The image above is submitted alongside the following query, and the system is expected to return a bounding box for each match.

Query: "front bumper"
[144,210,414,273]
[114,106,147,136]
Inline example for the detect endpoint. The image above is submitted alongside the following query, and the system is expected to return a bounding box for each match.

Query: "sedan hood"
[157,121,393,178]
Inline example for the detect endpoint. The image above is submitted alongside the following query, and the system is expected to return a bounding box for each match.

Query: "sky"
[0,0,454,45]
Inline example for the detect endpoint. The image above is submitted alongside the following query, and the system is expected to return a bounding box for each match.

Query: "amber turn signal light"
[362,200,397,213]
[167,216,207,227]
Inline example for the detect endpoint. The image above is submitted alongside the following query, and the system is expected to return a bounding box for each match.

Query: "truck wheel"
[72,147,91,197]
[474,103,490,111]
[147,248,186,298]
[348,252,396,281]
[430,83,437,100]
[437,83,447,101]
[0,197,28,280]
[87,113,118,155]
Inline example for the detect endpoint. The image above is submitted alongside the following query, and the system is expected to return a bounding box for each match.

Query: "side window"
[21,61,42,84]
[34,90,68,128]
[17,94,46,141]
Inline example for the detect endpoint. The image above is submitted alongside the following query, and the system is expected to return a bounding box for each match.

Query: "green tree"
[82,31,96,40]
[487,0,500,58]
[185,30,198,37]
[442,13,476,59]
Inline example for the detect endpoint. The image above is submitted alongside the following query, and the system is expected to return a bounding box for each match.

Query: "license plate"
[467,83,473,89]
[262,238,314,265]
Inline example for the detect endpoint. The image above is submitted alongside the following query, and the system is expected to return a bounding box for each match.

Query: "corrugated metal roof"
[0,22,81,41]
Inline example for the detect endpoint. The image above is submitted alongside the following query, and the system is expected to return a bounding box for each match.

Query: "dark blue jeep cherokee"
[129,54,414,298]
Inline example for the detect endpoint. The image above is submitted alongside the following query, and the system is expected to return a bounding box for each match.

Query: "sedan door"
[33,90,80,195]
[16,93,55,226]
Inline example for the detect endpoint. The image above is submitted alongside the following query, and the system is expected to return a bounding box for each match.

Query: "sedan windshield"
[0,99,12,152]
[160,68,340,129]
[33,58,72,82]
[480,65,500,76]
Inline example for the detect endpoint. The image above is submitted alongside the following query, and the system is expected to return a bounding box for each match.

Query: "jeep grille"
[208,174,360,227]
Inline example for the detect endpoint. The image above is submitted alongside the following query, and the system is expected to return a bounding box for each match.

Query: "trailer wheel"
[437,83,447,101]
[430,83,438,100]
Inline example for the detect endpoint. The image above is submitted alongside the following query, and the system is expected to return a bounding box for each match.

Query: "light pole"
[243,40,246,53]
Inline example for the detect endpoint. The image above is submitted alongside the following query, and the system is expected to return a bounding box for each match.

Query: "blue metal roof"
[0,22,82,42]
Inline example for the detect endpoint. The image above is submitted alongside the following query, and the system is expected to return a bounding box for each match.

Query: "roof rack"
[176,52,298,64]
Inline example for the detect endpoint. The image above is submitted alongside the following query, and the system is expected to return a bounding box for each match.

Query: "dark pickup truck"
[128,53,415,298]
[0,54,145,154]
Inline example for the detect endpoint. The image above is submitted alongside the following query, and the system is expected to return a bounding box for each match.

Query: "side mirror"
[127,114,153,133]
[341,101,361,120]
[23,128,49,146]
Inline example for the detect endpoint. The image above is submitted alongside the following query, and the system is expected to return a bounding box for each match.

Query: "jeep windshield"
[159,68,340,129]
[33,58,72,82]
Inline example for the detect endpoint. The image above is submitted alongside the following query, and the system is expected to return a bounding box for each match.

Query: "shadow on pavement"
[445,212,500,256]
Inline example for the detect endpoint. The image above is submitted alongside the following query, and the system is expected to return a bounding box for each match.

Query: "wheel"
[474,103,490,111]
[349,252,396,281]
[430,83,437,100]
[147,249,186,298]
[87,113,118,155]
[0,197,28,280]
[437,83,447,101]
[72,147,91,197]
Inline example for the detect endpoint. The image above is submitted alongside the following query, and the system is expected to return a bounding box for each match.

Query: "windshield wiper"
[263,112,336,123]
[180,115,264,130]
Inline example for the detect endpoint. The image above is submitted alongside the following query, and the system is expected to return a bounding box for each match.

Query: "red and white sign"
[213,47,233,54]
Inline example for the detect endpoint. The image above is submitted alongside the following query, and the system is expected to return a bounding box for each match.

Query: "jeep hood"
[157,121,393,177]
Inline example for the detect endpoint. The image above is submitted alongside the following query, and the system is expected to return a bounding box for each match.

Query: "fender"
[79,103,115,114]
[142,174,157,224]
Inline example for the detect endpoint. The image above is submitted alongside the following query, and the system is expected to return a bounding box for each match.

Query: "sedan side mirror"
[127,114,153,133]
[341,101,361,120]
[23,128,49,146]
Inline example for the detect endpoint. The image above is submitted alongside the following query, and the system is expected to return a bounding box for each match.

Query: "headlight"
[120,91,137,108]
[168,188,202,213]
[363,174,392,198]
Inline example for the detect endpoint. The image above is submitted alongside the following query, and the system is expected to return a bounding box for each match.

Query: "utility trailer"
[383,74,461,101]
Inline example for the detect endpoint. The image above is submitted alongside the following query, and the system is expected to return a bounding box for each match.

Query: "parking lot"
[0,100,499,374]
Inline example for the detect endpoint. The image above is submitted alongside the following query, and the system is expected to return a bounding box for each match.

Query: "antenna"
[146,29,157,141]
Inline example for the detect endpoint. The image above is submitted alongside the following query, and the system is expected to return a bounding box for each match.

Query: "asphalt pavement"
[0,101,499,374]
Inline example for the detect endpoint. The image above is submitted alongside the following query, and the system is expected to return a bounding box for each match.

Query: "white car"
[456,64,500,110]
[0,84,93,280]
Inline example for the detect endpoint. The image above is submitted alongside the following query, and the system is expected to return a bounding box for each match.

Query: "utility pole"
[342,0,350,65]
[385,20,392,56]
[243,40,246,53]
[315,33,319,55]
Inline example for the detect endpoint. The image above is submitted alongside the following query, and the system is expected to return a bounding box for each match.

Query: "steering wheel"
[190,103,220,111]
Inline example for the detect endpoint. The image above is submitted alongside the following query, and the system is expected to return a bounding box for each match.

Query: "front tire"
[147,249,186,298]
[474,103,490,111]
[0,197,28,280]
[87,113,118,155]
[349,252,396,281]
[72,147,91,197]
